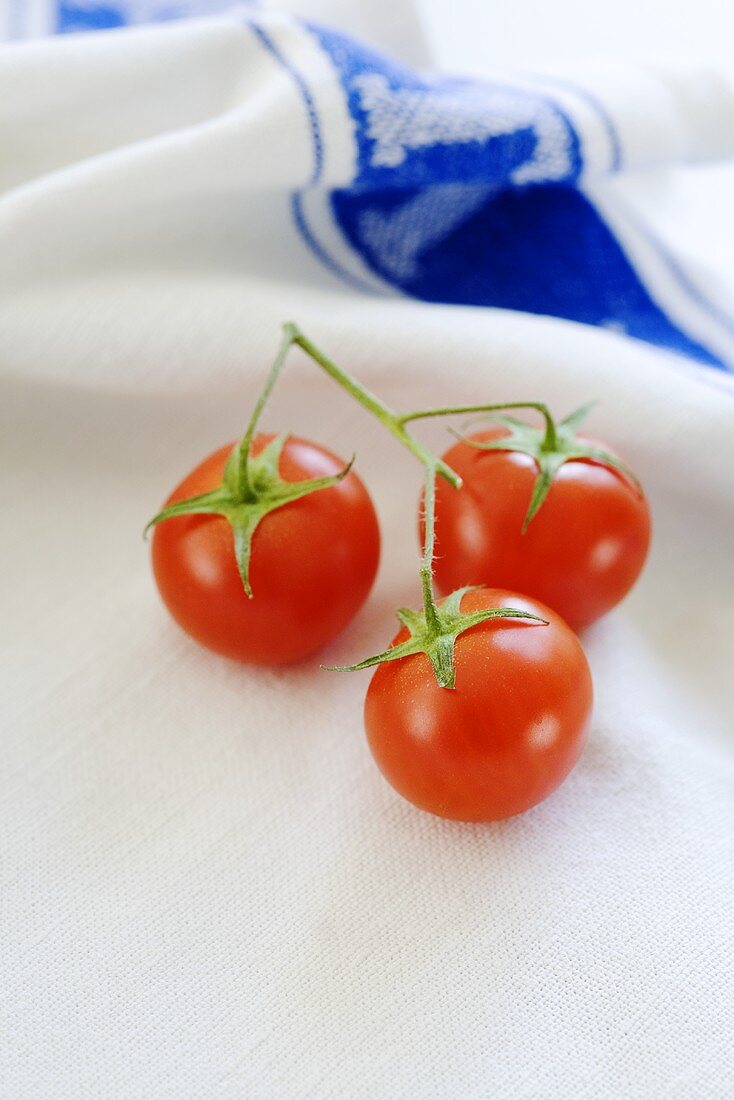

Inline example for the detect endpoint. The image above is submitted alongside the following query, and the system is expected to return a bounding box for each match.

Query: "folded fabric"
[2,0,734,369]
[1,6,733,1100]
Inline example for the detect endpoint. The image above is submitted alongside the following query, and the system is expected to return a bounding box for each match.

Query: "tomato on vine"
[150,434,379,665]
[146,330,380,664]
[364,587,592,822]
[428,405,651,631]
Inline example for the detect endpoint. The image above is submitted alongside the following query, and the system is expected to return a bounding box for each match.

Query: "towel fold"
[1,6,733,1099]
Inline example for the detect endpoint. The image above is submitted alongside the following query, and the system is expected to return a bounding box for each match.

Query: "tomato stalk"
[418,461,442,635]
[286,326,461,490]
[234,325,294,503]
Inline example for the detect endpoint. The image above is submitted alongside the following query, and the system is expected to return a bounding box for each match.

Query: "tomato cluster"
[147,327,650,823]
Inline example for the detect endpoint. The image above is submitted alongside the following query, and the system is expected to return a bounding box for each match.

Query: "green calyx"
[457,402,643,530]
[327,586,547,689]
[145,431,353,598]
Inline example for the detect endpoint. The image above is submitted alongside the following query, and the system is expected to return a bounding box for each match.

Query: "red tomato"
[364,588,592,822]
[429,428,651,631]
[152,434,380,664]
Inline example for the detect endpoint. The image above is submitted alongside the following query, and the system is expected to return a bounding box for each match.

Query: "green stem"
[285,325,460,629]
[419,462,442,631]
[400,400,558,450]
[236,325,294,502]
[289,326,460,488]
[539,405,558,452]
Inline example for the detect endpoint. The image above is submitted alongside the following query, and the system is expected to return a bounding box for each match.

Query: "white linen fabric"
[1,5,733,1099]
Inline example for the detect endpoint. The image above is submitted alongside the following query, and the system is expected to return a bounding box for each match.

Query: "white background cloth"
[1,4,734,1098]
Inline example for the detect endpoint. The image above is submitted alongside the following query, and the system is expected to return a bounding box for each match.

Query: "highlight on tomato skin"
[151,434,380,665]
[428,428,651,633]
[363,588,593,823]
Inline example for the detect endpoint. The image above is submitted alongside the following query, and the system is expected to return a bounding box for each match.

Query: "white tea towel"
[1,5,733,1099]
[3,2,734,367]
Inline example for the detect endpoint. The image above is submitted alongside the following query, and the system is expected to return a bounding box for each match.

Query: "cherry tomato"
[364,588,592,822]
[152,435,380,664]
[429,428,651,631]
